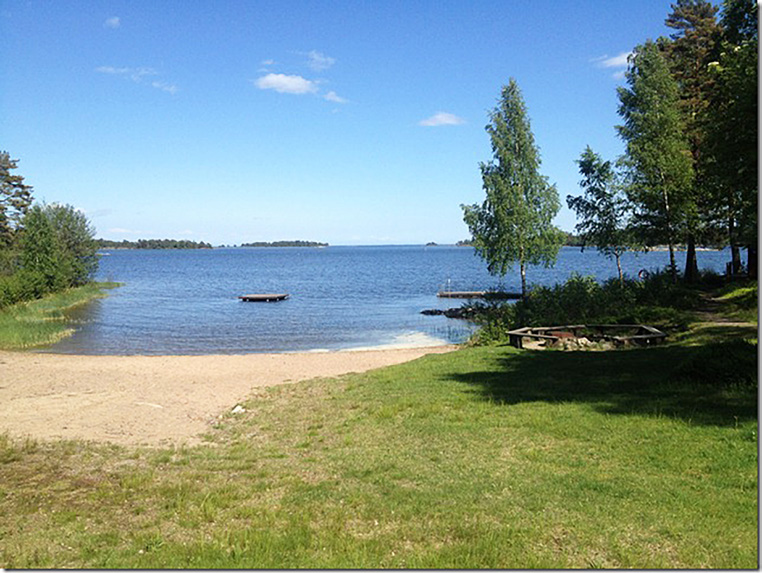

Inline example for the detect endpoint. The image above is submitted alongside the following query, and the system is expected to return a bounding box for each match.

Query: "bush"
[468,268,719,345]
[0,270,49,308]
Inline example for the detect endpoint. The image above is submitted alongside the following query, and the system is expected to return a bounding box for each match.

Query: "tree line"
[0,152,99,307]
[463,0,757,295]
[97,238,213,250]
[239,240,328,248]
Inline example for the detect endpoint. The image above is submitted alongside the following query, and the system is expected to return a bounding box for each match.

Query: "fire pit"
[506,324,667,350]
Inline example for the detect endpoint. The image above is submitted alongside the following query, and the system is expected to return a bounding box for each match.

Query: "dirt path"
[0,346,456,447]
[693,292,756,328]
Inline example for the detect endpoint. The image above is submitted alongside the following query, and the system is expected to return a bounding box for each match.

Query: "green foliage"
[567,147,635,284]
[97,238,213,249]
[45,204,98,285]
[18,204,68,292]
[0,154,100,308]
[462,79,564,297]
[0,202,99,308]
[468,269,716,344]
[0,151,33,246]
[705,0,758,249]
[617,41,694,280]
[0,270,49,307]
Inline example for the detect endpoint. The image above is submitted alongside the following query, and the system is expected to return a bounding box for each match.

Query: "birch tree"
[462,79,564,298]
[616,41,694,283]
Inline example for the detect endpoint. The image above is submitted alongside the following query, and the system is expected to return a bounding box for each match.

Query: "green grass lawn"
[0,283,757,568]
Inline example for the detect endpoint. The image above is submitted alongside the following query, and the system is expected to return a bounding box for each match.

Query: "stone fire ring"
[506,324,667,350]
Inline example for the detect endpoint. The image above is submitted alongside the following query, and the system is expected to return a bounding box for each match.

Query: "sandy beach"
[0,346,456,447]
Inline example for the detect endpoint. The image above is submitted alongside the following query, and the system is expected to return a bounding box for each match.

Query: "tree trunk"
[520,261,527,301]
[683,235,699,282]
[660,175,677,283]
[731,244,742,275]
[729,217,742,274]
[616,253,623,287]
[747,244,757,279]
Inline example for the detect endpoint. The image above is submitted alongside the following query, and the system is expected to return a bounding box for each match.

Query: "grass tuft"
[0,282,120,349]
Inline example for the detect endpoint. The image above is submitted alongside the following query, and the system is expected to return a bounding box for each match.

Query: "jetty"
[238,293,289,302]
[437,291,521,300]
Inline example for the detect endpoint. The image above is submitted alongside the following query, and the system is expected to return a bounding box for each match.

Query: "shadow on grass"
[450,344,757,427]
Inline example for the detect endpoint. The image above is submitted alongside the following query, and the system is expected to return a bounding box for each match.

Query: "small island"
[239,240,328,248]
[97,239,213,250]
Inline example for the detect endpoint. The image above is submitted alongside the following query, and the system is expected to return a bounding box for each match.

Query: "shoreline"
[0,345,457,447]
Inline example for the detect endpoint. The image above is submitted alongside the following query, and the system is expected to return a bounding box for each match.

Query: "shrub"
[0,270,49,308]
[468,268,718,345]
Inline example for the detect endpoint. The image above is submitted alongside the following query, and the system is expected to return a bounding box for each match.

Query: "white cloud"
[599,52,631,68]
[254,73,318,94]
[152,81,178,94]
[96,66,177,94]
[306,50,335,71]
[104,16,120,29]
[96,66,157,82]
[258,59,276,72]
[323,90,348,104]
[592,52,632,79]
[418,112,466,127]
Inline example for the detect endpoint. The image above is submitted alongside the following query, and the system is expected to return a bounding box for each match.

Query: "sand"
[0,346,456,447]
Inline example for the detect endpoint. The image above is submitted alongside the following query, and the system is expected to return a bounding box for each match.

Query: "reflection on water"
[44,245,732,355]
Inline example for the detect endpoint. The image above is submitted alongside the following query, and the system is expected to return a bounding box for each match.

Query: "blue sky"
[2,0,679,245]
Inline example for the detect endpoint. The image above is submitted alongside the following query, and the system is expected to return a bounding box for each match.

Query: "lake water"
[47,245,732,355]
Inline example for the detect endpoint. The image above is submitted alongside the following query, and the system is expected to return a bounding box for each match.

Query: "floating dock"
[437,291,521,300]
[238,293,289,302]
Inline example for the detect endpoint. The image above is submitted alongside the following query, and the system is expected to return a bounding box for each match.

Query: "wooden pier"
[238,293,289,302]
[437,291,521,300]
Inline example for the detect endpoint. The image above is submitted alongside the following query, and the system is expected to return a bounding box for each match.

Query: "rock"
[231,404,246,414]
[420,307,477,319]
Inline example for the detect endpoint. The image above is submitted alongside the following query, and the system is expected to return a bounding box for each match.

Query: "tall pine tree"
[663,0,722,281]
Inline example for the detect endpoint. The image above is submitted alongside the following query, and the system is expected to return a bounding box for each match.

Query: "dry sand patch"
[0,346,456,446]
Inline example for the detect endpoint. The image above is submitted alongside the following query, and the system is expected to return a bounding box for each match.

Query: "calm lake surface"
[47,245,732,355]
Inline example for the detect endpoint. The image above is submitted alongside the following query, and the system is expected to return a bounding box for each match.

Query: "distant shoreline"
[97,239,329,250]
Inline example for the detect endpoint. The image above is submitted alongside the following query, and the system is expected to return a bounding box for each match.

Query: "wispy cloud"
[305,50,335,71]
[104,16,120,29]
[323,90,348,104]
[96,66,178,94]
[593,51,631,79]
[597,52,632,68]
[418,112,466,127]
[254,73,319,94]
[258,59,276,72]
[97,66,157,81]
[151,81,178,94]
